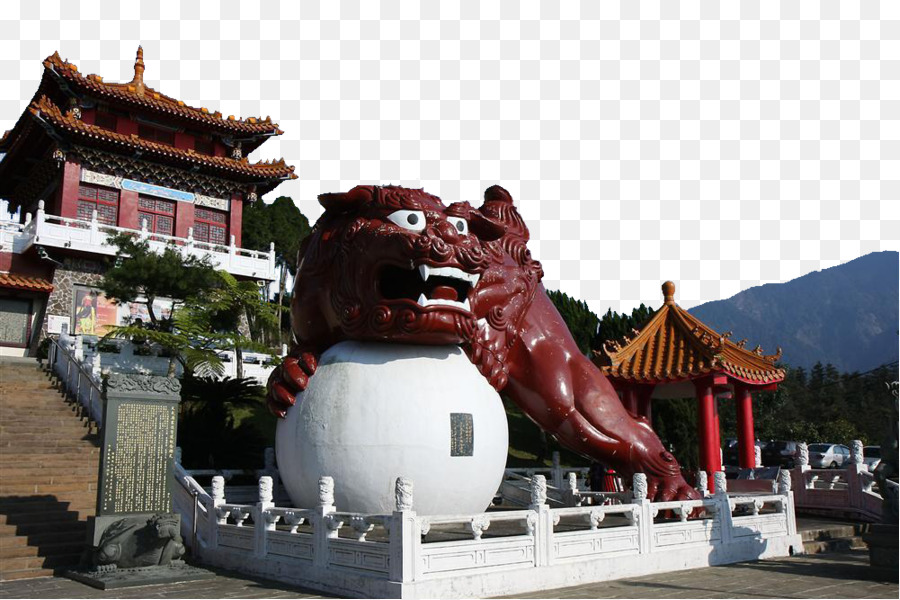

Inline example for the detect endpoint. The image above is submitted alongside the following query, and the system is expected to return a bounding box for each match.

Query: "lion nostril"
[435,220,460,243]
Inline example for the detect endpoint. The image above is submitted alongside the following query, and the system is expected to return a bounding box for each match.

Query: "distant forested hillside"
[689,251,899,373]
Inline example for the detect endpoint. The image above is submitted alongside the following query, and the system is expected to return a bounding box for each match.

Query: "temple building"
[593,281,785,488]
[0,47,295,356]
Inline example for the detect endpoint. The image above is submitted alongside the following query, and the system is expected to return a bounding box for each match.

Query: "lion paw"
[266,351,318,418]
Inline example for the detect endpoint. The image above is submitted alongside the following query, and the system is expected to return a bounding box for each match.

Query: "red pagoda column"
[694,378,721,491]
[735,385,756,468]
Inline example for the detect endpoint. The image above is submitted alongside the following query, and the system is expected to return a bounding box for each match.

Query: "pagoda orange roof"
[593,281,785,386]
[26,95,297,182]
[41,49,282,138]
[0,274,53,293]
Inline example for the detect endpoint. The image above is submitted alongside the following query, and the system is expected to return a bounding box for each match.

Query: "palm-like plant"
[181,271,282,379]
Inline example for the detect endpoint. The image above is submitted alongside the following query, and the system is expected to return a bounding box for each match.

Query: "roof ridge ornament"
[662,280,676,305]
[130,45,145,95]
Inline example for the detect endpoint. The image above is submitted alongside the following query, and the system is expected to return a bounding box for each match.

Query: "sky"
[1,0,897,315]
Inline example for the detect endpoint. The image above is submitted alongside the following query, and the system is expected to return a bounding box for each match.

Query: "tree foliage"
[100,233,219,328]
[177,375,268,469]
[545,289,600,355]
[242,196,311,275]
[178,271,282,378]
[594,304,656,349]
[717,361,899,446]
[100,234,280,377]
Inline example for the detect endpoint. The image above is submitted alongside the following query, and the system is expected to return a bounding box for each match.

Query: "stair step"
[803,536,866,554]
[0,519,87,537]
[0,540,85,559]
[0,409,82,418]
[0,482,98,495]
[0,566,56,581]
[0,551,82,573]
[0,467,98,480]
[0,494,98,510]
[0,508,95,525]
[1,423,92,433]
[800,524,868,542]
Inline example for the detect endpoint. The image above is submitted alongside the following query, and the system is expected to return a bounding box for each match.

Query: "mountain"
[688,251,899,373]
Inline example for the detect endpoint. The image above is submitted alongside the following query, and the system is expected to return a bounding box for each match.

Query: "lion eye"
[387,210,426,232]
[447,216,468,235]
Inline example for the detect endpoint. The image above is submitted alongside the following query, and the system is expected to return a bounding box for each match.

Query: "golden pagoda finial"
[662,281,676,305]
[131,45,145,95]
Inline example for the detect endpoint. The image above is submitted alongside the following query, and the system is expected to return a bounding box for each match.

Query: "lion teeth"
[415,264,479,286]
[416,296,472,311]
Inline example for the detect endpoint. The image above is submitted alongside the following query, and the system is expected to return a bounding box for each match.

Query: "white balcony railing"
[0,200,277,281]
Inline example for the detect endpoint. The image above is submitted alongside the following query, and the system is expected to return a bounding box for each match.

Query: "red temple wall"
[229,193,243,247]
[0,251,54,279]
[175,202,194,239]
[58,160,82,220]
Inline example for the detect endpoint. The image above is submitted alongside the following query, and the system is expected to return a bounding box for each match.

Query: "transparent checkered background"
[1,1,897,315]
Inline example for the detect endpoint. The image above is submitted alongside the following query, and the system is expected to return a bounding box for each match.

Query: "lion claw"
[266,350,319,418]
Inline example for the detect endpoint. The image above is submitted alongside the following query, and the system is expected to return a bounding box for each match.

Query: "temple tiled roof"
[41,49,282,137]
[593,281,785,385]
[27,95,297,182]
[0,274,53,293]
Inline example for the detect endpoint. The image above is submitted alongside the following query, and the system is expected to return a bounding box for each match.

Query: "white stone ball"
[276,341,509,515]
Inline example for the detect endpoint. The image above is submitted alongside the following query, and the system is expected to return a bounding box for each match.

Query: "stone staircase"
[0,358,99,581]
[799,518,870,554]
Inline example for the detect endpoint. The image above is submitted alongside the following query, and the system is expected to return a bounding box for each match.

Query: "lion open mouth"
[379,264,479,312]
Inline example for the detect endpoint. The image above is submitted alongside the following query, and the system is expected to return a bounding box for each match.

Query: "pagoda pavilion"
[593,281,785,487]
[0,47,296,356]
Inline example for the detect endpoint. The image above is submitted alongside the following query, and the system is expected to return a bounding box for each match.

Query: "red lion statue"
[267,185,700,502]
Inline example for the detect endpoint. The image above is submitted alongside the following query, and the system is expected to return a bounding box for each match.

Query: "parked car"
[761,440,801,468]
[722,438,769,467]
[807,443,850,468]
[863,446,881,470]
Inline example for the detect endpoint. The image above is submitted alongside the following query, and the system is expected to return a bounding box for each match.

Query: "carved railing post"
[791,441,810,507]
[777,469,798,536]
[712,471,734,545]
[209,475,226,551]
[90,208,99,240]
[846,440,866,511]
[35,199,45,230]
[389,476,420,583]
[713,471,727,496]
[851,440,865,471]
[777,469,792,494]
[754,445,762,468]
[631,473,652,554]
[528,474,555,567]
[551,451,563,489]
[565,472,581,507]
[696,470,708,496]
[312,475,337,568]
[255,476,276,558]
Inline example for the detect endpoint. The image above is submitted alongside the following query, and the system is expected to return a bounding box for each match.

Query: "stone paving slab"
[0,550,896,599]
[505,550,898,599]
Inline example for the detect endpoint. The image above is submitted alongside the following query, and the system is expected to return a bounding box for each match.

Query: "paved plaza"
[0,549,895,599]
